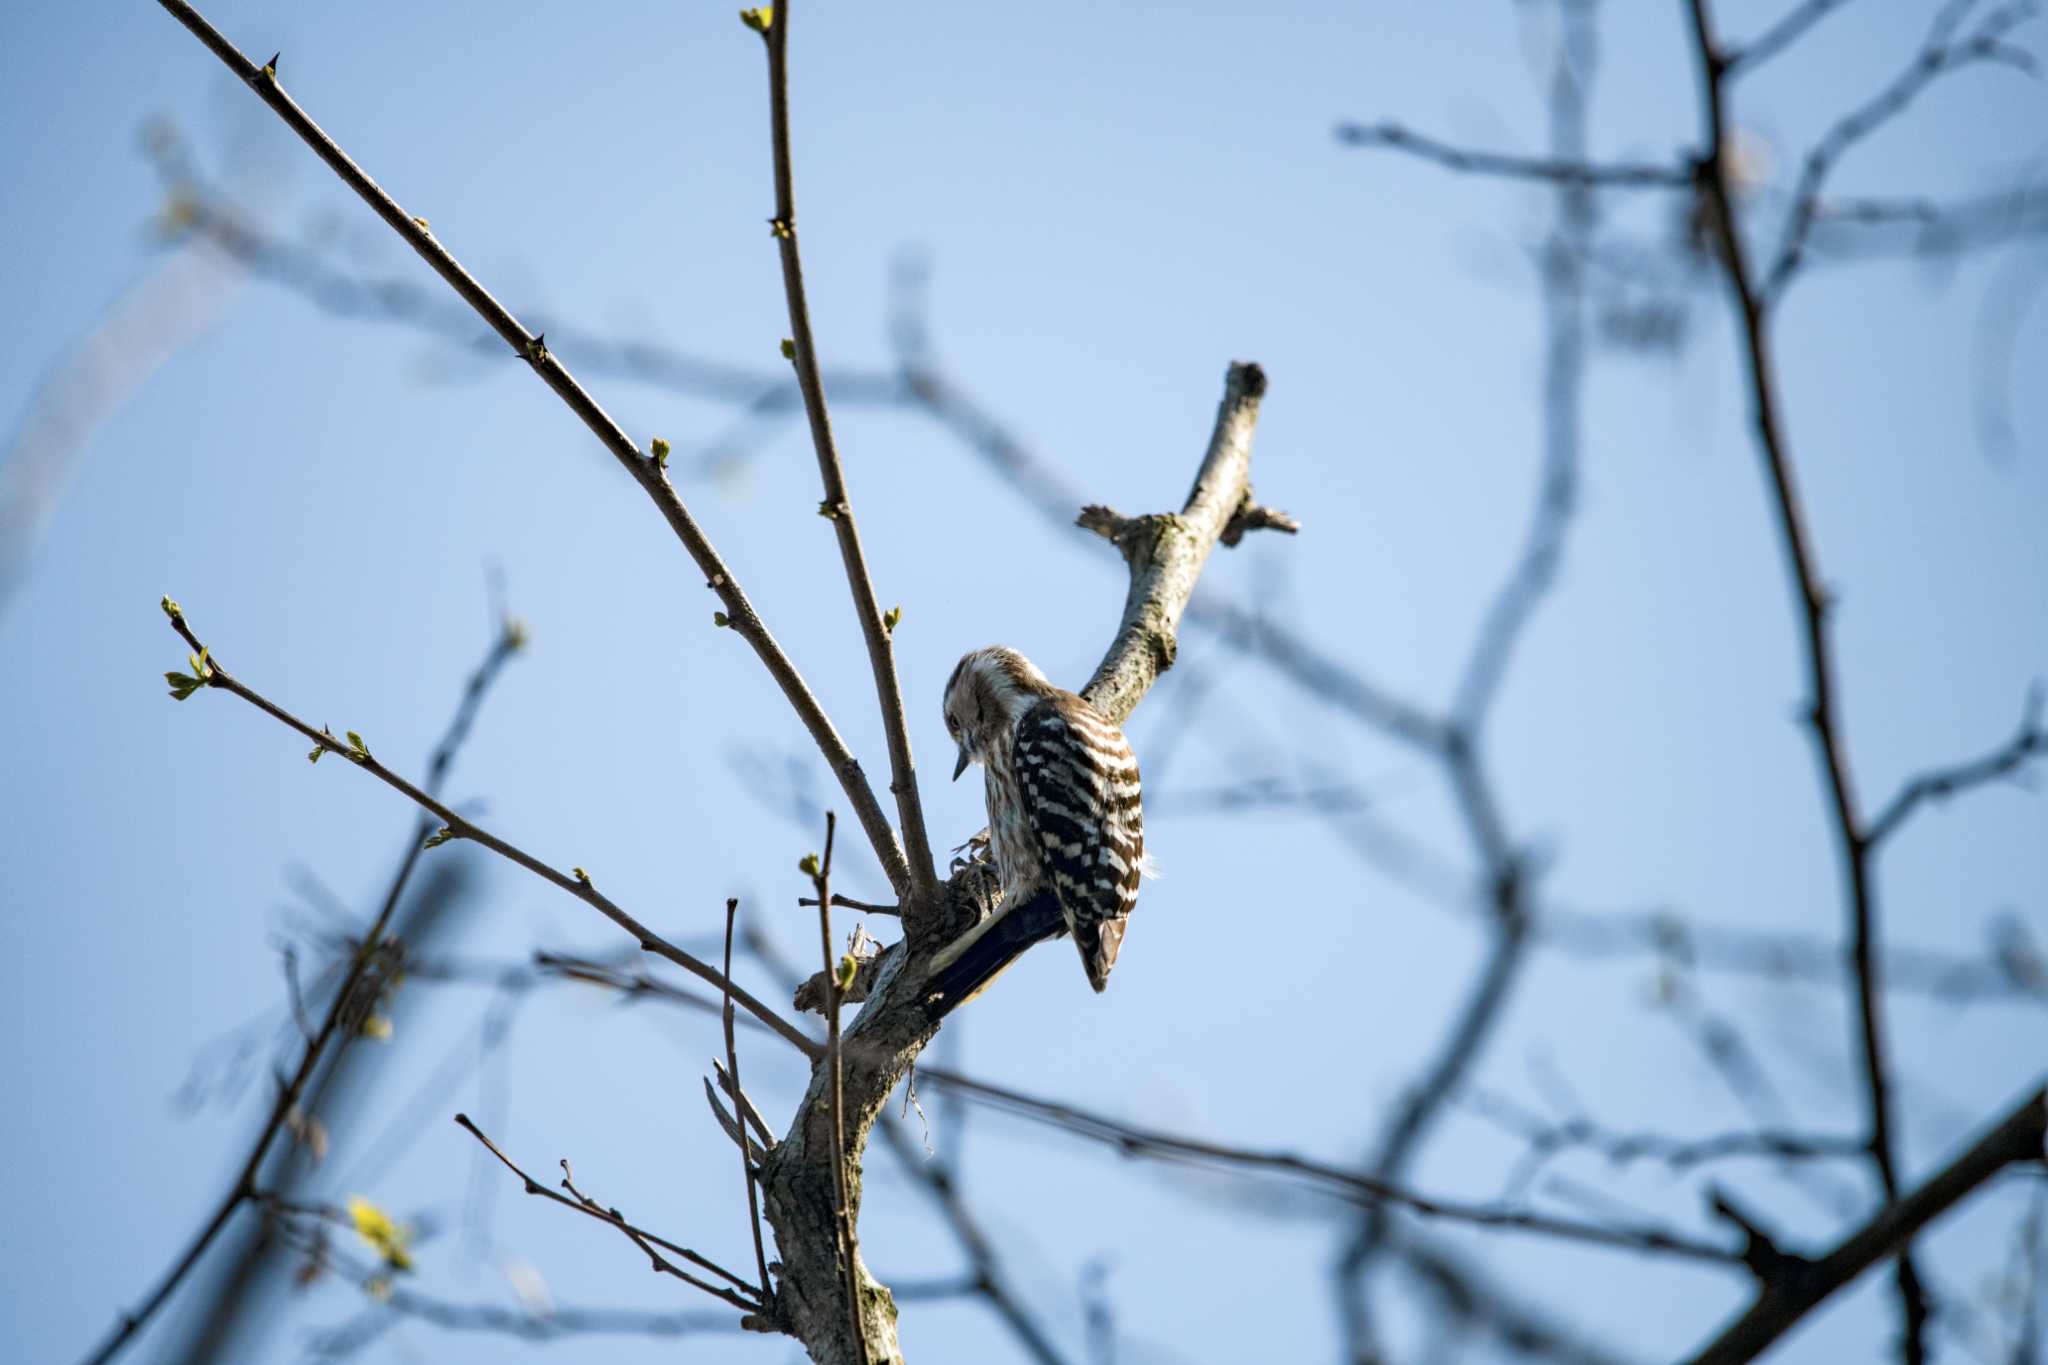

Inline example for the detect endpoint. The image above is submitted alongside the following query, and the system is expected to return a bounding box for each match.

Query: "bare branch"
[805,813,871,1363]
[77,618,519,1365]
[1334,121,1692,188]
[916,1066,1739,1264]
[1762,0,2041,302]
[1686,0,1938,1351]
[1683,1085,2048,1365]
[800,894,903,918]
[757,0,936,908]
[1470,1088,1866,1202]
[1866,688,2046,847]
[721,899,775,1314]
[1724,0,1859,76]
[451,1115,763,1313]
[156,603,818,1061]
[1078,360,1275,725]
[152,0,914,898]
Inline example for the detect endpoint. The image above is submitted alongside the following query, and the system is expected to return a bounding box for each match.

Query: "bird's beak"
[952,743,971,781]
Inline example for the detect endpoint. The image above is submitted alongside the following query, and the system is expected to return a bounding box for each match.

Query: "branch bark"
[1077,360,1277,725]
[757,361,1283,1363]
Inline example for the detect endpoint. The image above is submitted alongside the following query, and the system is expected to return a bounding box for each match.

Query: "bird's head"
[941,646,1054,779]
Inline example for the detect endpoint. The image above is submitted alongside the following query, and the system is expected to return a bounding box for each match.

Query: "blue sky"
[3,2,2044,1362]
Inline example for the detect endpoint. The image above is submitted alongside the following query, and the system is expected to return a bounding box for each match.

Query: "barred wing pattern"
[1012,694,1144,992]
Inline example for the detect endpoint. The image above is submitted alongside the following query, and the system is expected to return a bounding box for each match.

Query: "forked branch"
[152,0,913,898]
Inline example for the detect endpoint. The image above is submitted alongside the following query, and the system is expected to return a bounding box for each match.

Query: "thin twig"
[157,603,817,1060]
[1333,121,1691,188]
[799,894,903,917]
[151,0,913,898]
[1760,0,2041,303]
[1865,688,2046,847]
[451,1115,762,1312]
[755,0,936,910]
[1684,1,1932,1355]
[915,1067,1738,1264]
[1724,0,1859,75]
[807,811,870,1363]
[723,899,775,1315]
[78,619,520,1365]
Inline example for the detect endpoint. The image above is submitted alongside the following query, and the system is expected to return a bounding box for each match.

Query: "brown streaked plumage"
[929,647,1146,1009]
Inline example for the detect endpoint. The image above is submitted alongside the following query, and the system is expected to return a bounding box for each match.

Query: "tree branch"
[1077,360,1278,724]
[156,601,818,1061]
[1760,0,2040,303]
[151,0,913,898]
[721,899,775,1313]
[451,1114,764,1313]
[1683,1085,2048,1365]
[77,617,520,1365]
[755,360,1285,1363]
[755,0,936,908]
[806,813,870,1362]
[1723,0,1858,76]
[1334,121,1691,188]
[1685,1,1934,1355]
[1865,688,2045,848]
[914,1066,1739,1264]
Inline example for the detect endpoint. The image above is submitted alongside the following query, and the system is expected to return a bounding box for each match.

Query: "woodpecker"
[927,646,1146,1010]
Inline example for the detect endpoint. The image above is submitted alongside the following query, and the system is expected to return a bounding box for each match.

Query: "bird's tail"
[924,888,1066,1016]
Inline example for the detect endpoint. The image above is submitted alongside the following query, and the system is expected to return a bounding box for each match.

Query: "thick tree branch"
[1683,1086,2048,1365]
[756,1,936,907]
[1077,360,1279,724]
[757,361,1285,1364]
[152,0,913,898]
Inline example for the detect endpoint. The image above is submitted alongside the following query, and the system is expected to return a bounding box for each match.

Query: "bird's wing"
[1013,695,1144,992]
